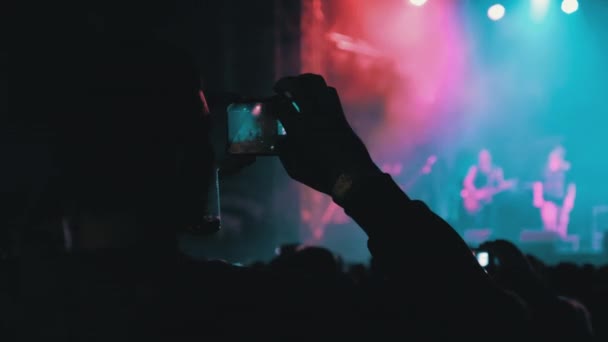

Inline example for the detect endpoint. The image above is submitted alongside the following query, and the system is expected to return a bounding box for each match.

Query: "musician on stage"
[533,146,576,238]
[462,149,513,229]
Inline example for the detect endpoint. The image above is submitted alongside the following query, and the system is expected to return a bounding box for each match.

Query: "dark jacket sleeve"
[337,172,531,338]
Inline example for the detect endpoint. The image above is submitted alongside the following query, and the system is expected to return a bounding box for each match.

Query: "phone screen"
[227,102,286,155]
[476,251,490,268]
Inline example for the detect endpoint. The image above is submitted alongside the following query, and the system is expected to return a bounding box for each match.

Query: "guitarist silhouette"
[462,149,516,228]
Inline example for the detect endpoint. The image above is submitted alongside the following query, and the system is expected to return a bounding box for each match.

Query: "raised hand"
[270,74,379,197]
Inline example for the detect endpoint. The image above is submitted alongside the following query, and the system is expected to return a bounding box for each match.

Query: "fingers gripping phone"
[226,100,286,155]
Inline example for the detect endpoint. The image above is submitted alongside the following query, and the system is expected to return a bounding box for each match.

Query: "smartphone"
[476,251,490,268]
[226,100,286,155]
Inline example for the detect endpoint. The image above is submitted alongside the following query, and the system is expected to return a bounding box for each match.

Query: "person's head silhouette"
[11,36,215,254]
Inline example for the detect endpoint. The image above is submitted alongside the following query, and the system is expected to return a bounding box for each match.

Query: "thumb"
[268,95,300,134]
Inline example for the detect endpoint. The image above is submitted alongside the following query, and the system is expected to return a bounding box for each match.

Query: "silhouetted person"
[4,36,532,340]
[462,149,514,229]
[533,146,576,238]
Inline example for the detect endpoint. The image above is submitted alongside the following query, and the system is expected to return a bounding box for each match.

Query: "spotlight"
[409,0,428,7]
[561,0,579,14]
[531,0,550,21]
[488,4,506,21]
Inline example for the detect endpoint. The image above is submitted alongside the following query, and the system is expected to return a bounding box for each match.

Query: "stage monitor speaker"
[593,205,608,233]
[518,230,558,259]
[520,230,560,243]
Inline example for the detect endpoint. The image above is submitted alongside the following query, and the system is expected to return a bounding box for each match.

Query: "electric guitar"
[461,179,517,214]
